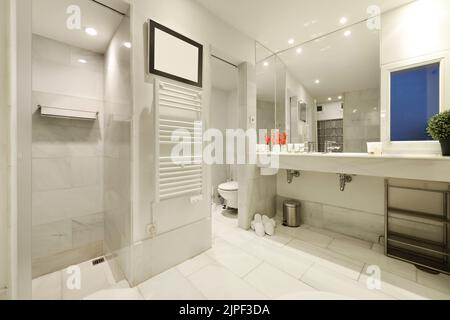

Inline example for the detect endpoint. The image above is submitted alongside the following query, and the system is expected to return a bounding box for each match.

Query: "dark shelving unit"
[385,182,450,275]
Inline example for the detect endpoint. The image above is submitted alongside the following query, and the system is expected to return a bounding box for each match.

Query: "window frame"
[381,52,448,154]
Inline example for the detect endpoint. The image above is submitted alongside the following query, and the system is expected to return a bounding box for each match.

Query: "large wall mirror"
[257,19,381,153]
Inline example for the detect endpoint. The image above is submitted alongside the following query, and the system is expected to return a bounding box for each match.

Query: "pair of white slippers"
[251,214,276,237]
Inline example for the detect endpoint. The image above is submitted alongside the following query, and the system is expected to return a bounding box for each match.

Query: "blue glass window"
[390,63,440,141]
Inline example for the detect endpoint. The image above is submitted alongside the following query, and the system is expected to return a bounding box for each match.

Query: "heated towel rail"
[154,79,204,202]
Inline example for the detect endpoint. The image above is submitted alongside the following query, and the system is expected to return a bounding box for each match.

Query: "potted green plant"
[427,110,450,156]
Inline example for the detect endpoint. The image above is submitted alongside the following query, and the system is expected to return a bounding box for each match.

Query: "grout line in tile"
[298,262,321,291]
[357,264,367,283]
[185,277,208,300]
[213,212,450,299]
[299,262,315,282]
[241,261,264,279]
[325,237,335,249]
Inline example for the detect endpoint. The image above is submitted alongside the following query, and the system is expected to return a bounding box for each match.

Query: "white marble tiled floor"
[32,205,450,300]
[32,257,131,300]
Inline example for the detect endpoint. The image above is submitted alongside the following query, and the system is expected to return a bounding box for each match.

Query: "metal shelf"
[388,232,449,257]
[385,181,449,275]
[388,247,450,275]
[388,208,449,225]
[38,105,98,120]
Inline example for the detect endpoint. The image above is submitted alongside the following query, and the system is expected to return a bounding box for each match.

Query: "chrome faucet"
[339,174,353,192]
[325,141,341,153]
[286,170,301,184]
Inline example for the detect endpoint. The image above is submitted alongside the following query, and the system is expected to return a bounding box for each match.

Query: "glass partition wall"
[31,0,132,296]
[256,43,291,147]
[257,19,381,153]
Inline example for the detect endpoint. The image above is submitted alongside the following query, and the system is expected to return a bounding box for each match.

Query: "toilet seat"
[218,181,238,191]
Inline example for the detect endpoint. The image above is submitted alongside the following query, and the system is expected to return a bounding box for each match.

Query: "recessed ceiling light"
[328,97,332,101]
[263,61,269,67]
[338,96,343,100]
[340,17,348,25]
[315,80,320,84]
[123,42,132,49]
[296,47,303,54]
[78,59,87,64]
[288,38,295,45]
[85,27,98,36]
[344,30,352,37]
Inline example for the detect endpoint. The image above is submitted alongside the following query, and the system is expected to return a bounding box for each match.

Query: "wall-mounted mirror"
[257,19,381,153]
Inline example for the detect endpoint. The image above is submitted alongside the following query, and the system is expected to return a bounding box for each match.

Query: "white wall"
[210,87,238,200]
[31,35,105,277]
[343,88,380,152]
[381,0,450,66]
[0,0,10,293]
[380,0,450,153]
[286,71,315,143]
[277,172,385,242]
[316,101,343,121]
[237,63,277,228]
[257,99,275,135]
[130,0,256,284]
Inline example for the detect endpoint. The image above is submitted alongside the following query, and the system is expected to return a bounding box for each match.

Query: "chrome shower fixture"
[287,170,301,184]
[339,174,353,191]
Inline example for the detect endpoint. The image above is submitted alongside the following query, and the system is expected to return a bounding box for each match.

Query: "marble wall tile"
[237,63,278,230]
[250,175,277,218]
[67,126,103,157]
[275,195,383,243]
[32,121,73,158]
[70,157,101,188]
[32,220,73,259]
[72,213,105,248]
[32,241,104,279]
[33,186,103,226]
[131,218,212,287]
[32,35,107,278]
[322,205,384,243]
[32,158,71,191]
[343,88,380,153]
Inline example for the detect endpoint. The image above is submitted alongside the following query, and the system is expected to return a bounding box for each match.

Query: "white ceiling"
[196,0,415,55]
[196,0,412,100]
[279,21,381,100]
[32,0,129,54]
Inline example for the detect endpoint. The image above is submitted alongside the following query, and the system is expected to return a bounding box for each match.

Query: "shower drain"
[92,257,105,266]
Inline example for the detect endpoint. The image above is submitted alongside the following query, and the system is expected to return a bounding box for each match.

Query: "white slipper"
[253,214,265,237]
[262,215,275,236]
[270,218,277,228]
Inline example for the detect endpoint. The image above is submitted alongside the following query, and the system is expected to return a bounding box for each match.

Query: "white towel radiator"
[154,79,204,202]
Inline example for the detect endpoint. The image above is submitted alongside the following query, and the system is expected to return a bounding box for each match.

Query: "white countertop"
[258,152,450,161]
[257,152,450,182]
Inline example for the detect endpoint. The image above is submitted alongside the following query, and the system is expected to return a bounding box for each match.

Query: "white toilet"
[218,181,239,209]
